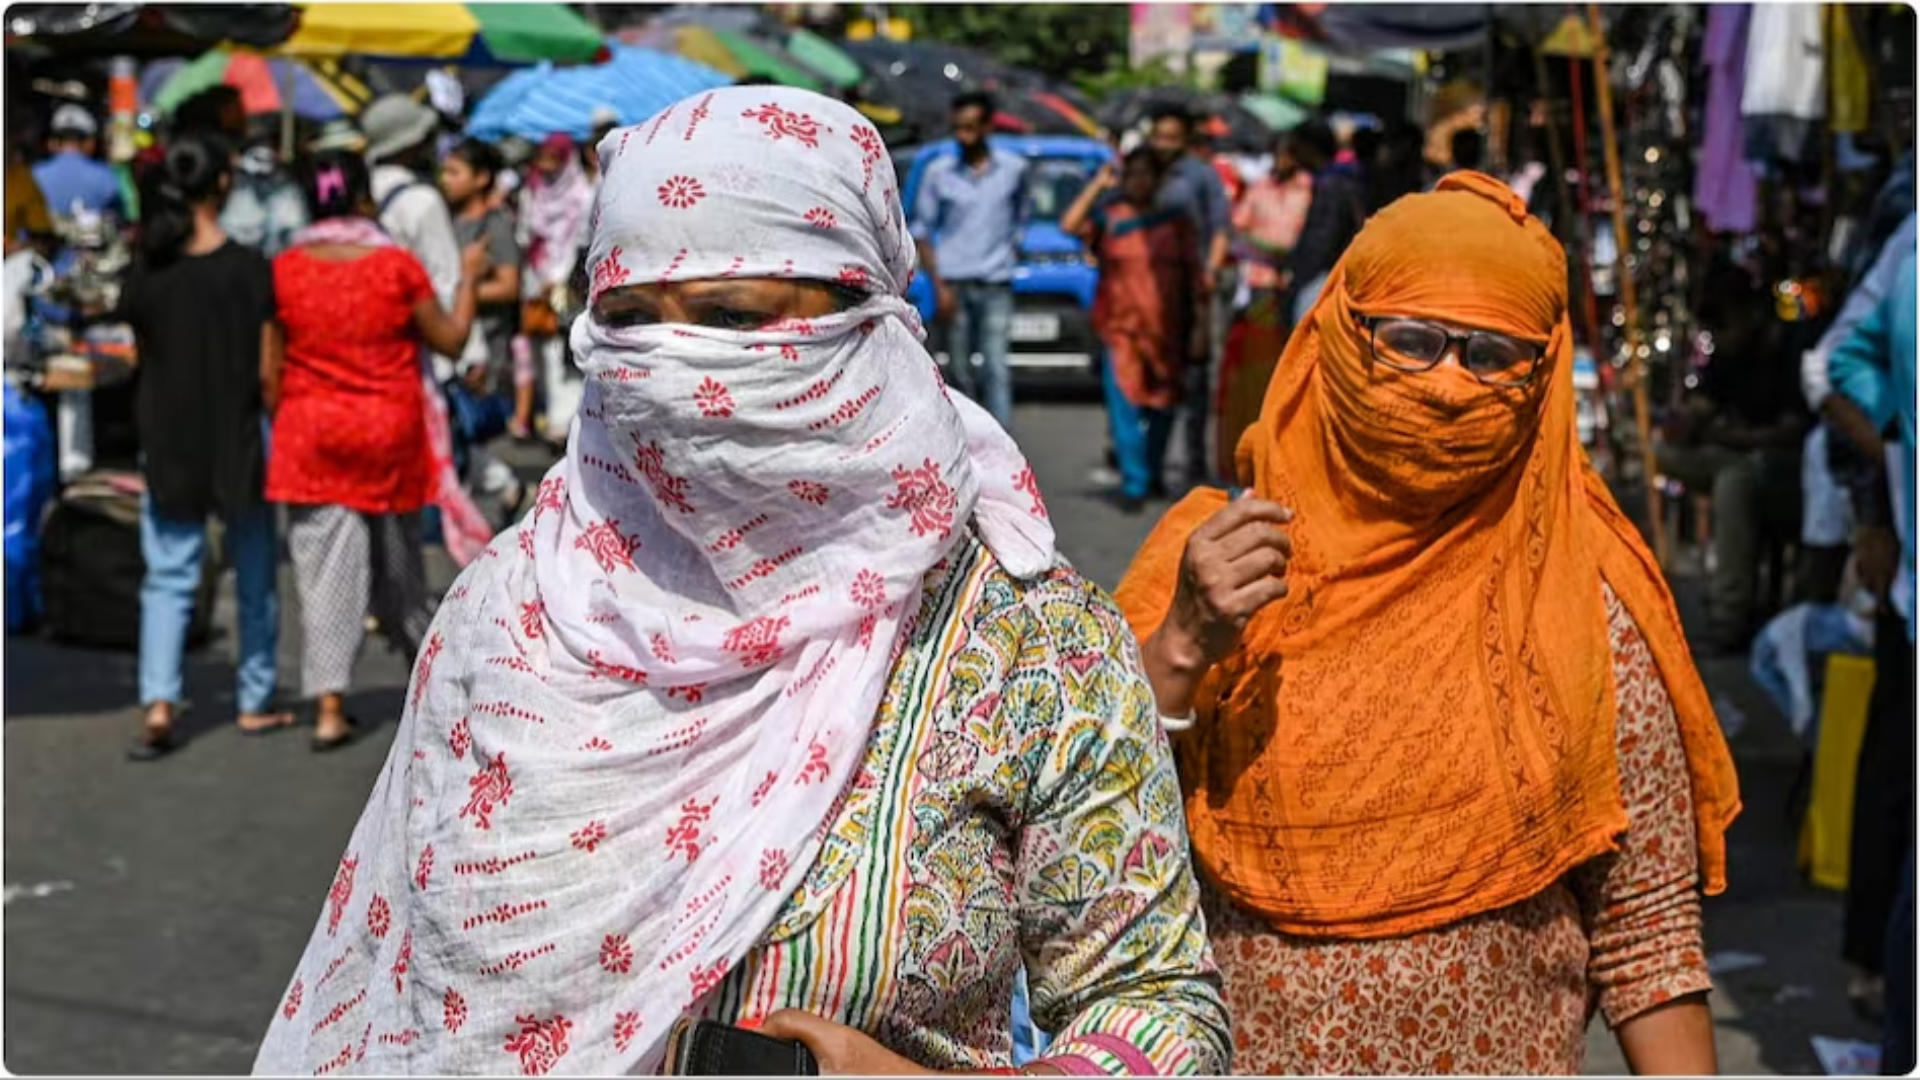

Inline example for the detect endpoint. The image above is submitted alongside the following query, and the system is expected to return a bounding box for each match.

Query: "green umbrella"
[785,27,864,89]
[708,27,820,90]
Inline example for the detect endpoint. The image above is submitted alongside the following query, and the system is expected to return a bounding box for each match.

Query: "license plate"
[1009,313,1060,343]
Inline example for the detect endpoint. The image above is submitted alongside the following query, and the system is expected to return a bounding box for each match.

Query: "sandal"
[311,715,359,754]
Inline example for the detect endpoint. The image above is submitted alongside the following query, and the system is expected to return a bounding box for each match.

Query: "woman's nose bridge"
[655,284,690,325]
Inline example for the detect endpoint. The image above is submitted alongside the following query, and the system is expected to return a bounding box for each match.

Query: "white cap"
[50,104,97,138]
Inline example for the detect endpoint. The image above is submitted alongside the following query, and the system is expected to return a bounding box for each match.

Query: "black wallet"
[663,1018,820,1076]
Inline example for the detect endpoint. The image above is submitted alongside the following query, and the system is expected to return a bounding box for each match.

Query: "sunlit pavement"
[2,399,1880,1073]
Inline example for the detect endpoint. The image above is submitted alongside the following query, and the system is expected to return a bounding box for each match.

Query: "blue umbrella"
[466,45,729,142]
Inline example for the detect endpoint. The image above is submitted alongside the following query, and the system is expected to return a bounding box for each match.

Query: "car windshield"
[1025,156,1098,226]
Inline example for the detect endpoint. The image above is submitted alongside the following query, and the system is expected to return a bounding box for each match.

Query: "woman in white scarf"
[254,87,1227,1077]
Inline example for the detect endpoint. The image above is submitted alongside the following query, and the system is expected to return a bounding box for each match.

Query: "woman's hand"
[1141,495,1293,717]
[755,1011,935,1076]
[460,240,491,283]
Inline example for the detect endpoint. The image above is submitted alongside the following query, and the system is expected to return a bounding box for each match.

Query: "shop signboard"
[1129,3,1192,74]
[1190,4,1262,53]
[1258,36,1328,104]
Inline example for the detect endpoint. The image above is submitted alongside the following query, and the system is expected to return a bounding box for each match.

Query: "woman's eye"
[701,307,775,331]
[597,307,654,329]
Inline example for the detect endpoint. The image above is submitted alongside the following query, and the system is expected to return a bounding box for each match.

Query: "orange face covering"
[1114,172,1740,939]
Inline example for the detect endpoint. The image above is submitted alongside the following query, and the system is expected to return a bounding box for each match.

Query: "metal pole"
[279,57,297,162]
[1586,2,1667,568]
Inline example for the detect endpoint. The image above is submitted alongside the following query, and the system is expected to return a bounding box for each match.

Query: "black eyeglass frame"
[1353,314,1546,389]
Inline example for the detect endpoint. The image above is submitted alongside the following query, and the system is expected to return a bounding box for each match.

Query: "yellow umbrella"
[278,3,604,65]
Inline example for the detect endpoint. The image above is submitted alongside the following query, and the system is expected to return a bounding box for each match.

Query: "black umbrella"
[5,3,297,56]
[843,39,974,145]
[846,39,1104,144]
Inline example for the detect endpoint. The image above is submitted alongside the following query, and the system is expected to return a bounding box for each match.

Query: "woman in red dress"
[1062,148,1207,514]
[266,151,485,751]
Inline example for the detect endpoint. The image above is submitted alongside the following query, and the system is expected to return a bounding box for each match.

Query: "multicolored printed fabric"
[698,536,1229,1074]
[253,532,1228,1076]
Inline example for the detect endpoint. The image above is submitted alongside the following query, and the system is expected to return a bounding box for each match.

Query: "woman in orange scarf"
[1115,172,1741,1075]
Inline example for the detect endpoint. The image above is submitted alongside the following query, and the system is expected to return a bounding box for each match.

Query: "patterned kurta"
[699,536,1230,1074]
[1202,585,1711,1075]
[263,533,1228,1076]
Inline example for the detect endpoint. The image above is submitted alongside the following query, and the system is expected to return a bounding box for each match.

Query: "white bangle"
[1158,710,1197,733]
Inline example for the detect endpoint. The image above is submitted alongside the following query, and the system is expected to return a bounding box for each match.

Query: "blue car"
[897,136,1113,390]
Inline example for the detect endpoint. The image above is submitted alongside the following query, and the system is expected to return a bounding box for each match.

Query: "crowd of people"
[5,65,1913,1076]
[909,91,1512,516]
[7,86,619,757]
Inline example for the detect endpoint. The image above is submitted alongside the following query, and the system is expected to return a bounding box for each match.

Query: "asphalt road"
[2,399,1883,1074]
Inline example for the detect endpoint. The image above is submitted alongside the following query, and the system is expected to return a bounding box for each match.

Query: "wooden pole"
[1585,2,1667,568]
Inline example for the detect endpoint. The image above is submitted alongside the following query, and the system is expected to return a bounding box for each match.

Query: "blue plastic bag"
[4,380,55,632]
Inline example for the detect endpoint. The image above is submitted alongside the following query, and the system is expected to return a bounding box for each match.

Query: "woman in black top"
[121,133,289,759]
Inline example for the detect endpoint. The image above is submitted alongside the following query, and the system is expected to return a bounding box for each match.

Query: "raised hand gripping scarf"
[254,87,1055,1076]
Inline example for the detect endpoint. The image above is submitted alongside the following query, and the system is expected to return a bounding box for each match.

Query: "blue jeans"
[1102,351,1175,499]
[139,499,279,715]
[1885,846,1916,1075]
[1011,967,1051,1065]
[946,282,1014,430]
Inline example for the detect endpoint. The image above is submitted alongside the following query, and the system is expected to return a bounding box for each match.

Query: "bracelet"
[1158,710,1197,733]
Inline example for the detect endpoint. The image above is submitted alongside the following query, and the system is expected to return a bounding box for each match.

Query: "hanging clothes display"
[1829,5,1871,136]
[1741,3,1826,165]
[1696,4,1759,233]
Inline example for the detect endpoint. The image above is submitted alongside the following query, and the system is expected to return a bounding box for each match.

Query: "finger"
[1210,545,1289,592]
[756,1010,836,1055]
[1195,496,1295,541]
[1208,517,1293,563]
[1224,574,1291,619]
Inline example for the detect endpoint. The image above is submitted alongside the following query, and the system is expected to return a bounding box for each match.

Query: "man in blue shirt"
[912,91,1029,430]
[1825,242,1916,1069]
[31,104,123,224]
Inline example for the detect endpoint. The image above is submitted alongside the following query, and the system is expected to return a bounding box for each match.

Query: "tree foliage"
[890,3,1131,83]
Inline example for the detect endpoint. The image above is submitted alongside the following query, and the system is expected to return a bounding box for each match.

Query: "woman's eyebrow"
[596,287,658,308]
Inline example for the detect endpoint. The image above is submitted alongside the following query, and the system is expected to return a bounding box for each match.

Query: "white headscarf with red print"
[252,86,1055,1077]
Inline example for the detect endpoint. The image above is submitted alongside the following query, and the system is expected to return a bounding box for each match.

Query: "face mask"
[1313,294,1553,518]
[558,295,984,616]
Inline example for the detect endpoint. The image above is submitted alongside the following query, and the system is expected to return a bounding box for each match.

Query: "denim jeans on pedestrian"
[1101,351,1174,500]
[945,282,1014,430]
[1010,966,1051,1065]
[1884,847,1916,1075]
[139,498,279,715]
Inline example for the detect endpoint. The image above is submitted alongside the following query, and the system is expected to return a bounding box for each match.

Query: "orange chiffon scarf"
[1115,173,1740,939]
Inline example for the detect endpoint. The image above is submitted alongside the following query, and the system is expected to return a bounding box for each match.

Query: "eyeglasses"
[1356,315,1544,388]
